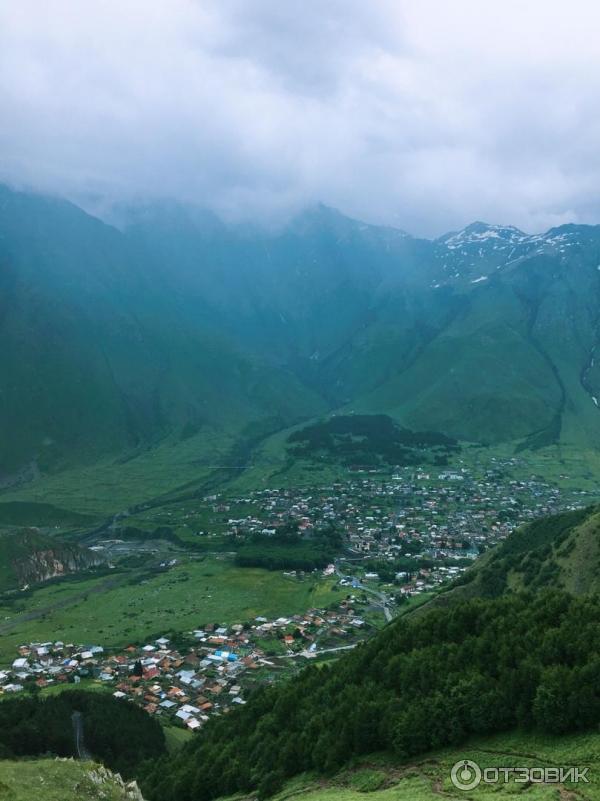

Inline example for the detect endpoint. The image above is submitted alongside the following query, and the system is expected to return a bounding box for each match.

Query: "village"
[0,597,374,733]
[138,457,589,598]
[0,456,592,735]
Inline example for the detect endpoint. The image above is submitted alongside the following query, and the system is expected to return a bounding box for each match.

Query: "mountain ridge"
[2,183,600,487]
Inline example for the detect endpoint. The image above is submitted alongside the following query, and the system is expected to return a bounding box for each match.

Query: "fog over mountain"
[2,1,600,235]
[2,184,600,480]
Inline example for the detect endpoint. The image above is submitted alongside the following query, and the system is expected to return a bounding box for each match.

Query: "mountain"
[2,183,600,488]
[433,504,600,603]
[0,185,325,479]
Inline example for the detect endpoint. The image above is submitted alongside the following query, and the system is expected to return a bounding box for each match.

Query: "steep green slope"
[0,185,325,478]
[347,243,600,446]
[0,760,147,801]
[3,185,600,496]
[142,591,600,801]
[436,505,600,603]
[212,731,600,801]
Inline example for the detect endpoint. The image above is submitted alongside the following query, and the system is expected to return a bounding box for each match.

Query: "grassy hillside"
[0,759,147,801]
[0,501,95,528]
[434,505,600,604]
[0,185,325,478]
[215,730,600,800]
[142,590,600,801]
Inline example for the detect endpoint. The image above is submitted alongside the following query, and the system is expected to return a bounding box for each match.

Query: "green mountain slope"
[0,760,147,801]
[141,590,600,801]
[434,504,600,603]
[0,185,325,478]
[215,731,600,801]
[2,185,600,493]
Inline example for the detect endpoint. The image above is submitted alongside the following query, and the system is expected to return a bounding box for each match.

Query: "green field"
[0,427,237,517]
[0,555,347,662]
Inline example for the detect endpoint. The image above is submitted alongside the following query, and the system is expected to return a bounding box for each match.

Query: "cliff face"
[0,528,104,589]
[13,545,103,585]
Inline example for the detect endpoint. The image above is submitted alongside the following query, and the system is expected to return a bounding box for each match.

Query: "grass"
[0,759,135,800]
[38,678,112,697]
[163,725,194,754]
[255,730,600,801]
[0,428,238,516]
[4,415,600,523]
[0,555,347,663]
[397,591,436,616]
[0,501,97,529]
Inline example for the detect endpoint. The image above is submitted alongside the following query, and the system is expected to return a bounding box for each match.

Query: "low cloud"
[1,0,600,235]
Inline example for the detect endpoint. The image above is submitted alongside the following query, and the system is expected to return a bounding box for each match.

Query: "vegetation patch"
[287,415,459,468]
[235,523,343,571]
[0,501,95,528]
[450,505,598,599]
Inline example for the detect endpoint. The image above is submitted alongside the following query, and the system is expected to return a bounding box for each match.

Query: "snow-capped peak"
[439,222,529,250]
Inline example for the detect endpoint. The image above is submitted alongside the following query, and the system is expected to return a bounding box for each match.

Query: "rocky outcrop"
[12,541,103,586]
[84,763,146,800]
[53,758,147,800]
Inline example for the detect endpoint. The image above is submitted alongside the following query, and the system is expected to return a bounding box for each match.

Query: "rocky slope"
[0,528,103,590]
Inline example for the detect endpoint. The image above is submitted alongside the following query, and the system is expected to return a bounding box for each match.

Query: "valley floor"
[0,555,347,662]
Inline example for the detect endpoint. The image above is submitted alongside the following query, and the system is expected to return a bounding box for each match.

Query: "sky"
[1,0,600,236]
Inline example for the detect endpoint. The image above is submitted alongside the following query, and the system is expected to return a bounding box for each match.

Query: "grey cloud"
[1,0,600,236]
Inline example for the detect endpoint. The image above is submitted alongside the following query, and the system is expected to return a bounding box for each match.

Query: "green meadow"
[0,428,238,517]
[0,555,346,662]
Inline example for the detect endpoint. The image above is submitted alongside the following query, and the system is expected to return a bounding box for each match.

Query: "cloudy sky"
[1,0,600,235]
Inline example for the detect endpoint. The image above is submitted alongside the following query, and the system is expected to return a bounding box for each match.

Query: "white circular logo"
[450,760,482,791]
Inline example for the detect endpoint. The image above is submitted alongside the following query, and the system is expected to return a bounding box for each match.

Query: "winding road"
[334,561,394,622]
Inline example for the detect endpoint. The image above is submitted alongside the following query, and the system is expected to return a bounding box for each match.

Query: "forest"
[234,522,343,571]
[287,415,460,467]
[142,590,600,800]
[0,691,165,778]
